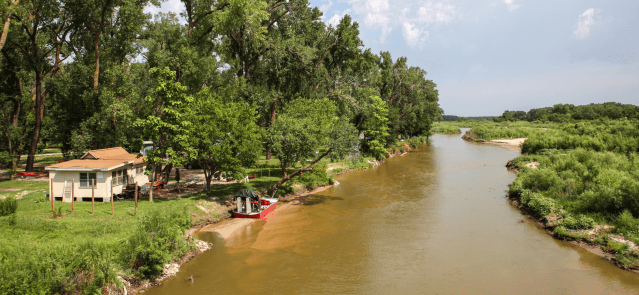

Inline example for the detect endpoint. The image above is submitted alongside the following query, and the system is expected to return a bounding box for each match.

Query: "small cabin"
[45,147,149,202]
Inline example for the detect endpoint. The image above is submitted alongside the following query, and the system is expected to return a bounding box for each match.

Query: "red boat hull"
[233,202,277,218]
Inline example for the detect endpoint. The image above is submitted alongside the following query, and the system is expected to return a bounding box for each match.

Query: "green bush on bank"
[124,207,193,279]
[560,214,595,230]
[296,164,330,190]
[0,197,18,216]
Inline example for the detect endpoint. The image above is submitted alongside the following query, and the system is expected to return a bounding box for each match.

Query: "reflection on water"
[146,131,639,294]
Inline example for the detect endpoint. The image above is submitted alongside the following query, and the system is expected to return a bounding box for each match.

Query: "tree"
[190,83,263,191]
[374,51,441,139]
[8,0,72,171]
[267,98,357,195]
[134,67,195,201]
[361,95,390,160]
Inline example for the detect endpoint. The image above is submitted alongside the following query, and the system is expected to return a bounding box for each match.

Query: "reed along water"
[146,131,639,294]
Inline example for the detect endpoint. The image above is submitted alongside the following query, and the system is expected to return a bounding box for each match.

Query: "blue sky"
[146,0,639,116]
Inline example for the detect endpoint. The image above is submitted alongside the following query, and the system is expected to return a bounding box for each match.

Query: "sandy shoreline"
[461,135,527,151]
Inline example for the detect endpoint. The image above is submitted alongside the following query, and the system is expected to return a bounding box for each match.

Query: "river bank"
[463,131,639,274]
[507,191,639,274]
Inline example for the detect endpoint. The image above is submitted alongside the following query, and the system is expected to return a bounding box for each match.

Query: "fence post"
[71,179,74,213]
[134,183,138,217]
[50,180,54,213]
[111,179,114,216]
[91,179,95,215]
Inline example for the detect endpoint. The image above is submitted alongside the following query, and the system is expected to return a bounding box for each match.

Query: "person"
[175,168,180,183]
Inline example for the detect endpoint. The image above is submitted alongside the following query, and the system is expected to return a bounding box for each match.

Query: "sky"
[145,0,639,116]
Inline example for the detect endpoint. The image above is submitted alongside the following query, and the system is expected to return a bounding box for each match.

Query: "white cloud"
[318,0,334,20]
[417,2,456,24]
[402,22,429,48]
[574,8,596,39]
[503,0,520,11]
[333,0,457,45]
[327,9,353,28]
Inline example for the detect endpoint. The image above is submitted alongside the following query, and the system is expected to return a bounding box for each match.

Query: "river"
[146,131,639,294]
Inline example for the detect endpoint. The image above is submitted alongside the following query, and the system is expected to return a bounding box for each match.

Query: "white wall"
[50,171,109,202]
[50,164,149,203]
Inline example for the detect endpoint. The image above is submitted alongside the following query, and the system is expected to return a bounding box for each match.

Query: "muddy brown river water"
[146,131,639,294]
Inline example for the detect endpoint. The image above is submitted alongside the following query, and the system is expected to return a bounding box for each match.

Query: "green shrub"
[274,183,294,197]
[605,240,629,254]
[615,210,639,241]
[561,214,595,229]
[527,194,556,218]
[297,164,330,190]
[409,137,424,148]
[0,197,18,216]
[553,226,570,238]
[124,208,193,280]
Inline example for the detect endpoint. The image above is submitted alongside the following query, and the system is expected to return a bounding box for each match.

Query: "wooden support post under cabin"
[110,179,114,216]
[71,179,74,213]
[236,197,241,213]
[134,183,138,217]
[50,180,54,213]
[91,179,95,214]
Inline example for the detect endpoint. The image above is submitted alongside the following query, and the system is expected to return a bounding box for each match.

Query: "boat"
[232,189,278,218]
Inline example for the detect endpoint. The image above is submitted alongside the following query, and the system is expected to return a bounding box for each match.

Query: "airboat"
[233,189,278,218]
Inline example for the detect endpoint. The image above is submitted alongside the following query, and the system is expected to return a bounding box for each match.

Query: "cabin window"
[136,166,144,174]
[112,169,125,186]
[80,173,97,188]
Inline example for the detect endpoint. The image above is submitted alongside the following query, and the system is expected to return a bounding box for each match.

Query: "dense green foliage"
[1,0,440,186]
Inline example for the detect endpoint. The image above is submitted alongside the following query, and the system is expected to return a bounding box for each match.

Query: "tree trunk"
[0,0,19,52]
[93,34,100,88]
[266,83,280,160]
[266,148,332,196]
[25,71,44,171]
[163,163,173,181]
[8,94,21,175]
[149,164,155,202]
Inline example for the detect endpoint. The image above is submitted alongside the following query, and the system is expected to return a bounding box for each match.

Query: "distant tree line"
[494,102,639,122]
[441,115,496,121]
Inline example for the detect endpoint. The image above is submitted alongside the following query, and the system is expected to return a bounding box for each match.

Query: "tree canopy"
[0,0,442,191]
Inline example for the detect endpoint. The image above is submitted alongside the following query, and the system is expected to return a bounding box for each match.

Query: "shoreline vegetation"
[442,102,639,273]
